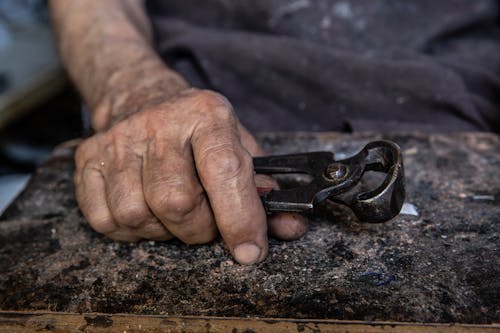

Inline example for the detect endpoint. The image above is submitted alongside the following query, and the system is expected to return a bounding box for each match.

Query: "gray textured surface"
[0,132,498,323]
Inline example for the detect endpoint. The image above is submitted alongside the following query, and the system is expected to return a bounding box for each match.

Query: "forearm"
[49,0,189,131]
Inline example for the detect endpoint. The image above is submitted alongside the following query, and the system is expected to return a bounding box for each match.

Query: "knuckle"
[148,186,198,223]
[113,201,150,228]
[210,104,234,123]
[195,91,234,122]
[167,192,197,217]
[108,183,150,227]
[87,214,116,235]
[196,90,231,108]
[201,147,252,183]
[75,134,107,170]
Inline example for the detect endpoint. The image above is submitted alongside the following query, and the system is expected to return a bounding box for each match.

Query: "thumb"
[239,122,309,241]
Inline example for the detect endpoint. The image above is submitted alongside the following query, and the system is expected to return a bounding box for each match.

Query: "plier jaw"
[253,140,405,223]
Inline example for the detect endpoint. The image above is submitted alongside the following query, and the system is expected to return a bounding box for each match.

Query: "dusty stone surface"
[0,132,498,323]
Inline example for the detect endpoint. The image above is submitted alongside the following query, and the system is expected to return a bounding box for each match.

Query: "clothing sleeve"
[146,0,500,133]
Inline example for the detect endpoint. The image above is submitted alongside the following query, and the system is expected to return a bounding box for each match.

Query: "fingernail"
[234,242,262,265]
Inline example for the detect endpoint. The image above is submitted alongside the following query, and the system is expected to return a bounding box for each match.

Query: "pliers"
[253,140,405,223]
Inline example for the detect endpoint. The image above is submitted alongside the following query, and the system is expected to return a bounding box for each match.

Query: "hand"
[75,89,307,264]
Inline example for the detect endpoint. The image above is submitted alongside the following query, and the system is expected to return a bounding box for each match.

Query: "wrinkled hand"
[75,89,307,264]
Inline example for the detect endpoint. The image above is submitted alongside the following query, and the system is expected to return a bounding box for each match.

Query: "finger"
[143,139,218,245]
[134,220,174,241]
[107,228,142,242]
[75,163,117,236]
[254,173,278,193]
[268,213,309,240]
[104,156,172,241]
[254,174,309,240]
[193,109,268,265]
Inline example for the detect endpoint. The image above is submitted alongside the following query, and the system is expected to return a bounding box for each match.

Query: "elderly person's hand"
[50,0,307,264]
[74,88,307,264]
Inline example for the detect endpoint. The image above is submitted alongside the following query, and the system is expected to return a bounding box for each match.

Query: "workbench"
[0,132,498,332]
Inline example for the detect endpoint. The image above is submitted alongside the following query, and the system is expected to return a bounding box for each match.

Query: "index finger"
[192,110,268,265]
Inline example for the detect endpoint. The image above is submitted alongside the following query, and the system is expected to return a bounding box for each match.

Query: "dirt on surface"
[0,132,498,323]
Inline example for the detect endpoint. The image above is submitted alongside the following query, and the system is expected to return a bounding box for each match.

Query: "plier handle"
[253,140,405,223]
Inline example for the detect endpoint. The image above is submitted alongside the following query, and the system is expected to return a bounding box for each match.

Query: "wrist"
[92,65,190,131]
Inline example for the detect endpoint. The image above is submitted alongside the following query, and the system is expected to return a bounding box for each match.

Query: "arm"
[50,0,187,130]
[49,0,307,264]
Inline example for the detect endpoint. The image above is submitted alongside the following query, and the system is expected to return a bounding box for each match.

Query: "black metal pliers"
[253,140,405,223]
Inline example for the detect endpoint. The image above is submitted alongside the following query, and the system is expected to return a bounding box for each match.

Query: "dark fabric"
[145,0,500,133]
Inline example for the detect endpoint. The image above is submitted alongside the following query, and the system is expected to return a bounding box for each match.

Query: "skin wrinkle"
[49,0,308,264]
[148,123,189,162]
[149,170,200,218]
[92,98,112,131]
[64,23,127,108]
[108,229,141,242]
[142,126,215,238]
[204,105,238,126]
[104,137,153,229]
[53,1,189,127]
[196,143,246,181]
[193,121,241,144]
[78,168,117,234]
[151,183,198,221]
[109,68,187,123]
[146,175,217,244]
[135,221,171,240]
[107,172,146,221]
[108,80,183,126]
[138,148,173,241]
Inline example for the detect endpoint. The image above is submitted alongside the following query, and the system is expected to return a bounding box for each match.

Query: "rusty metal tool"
[253,140,405,223]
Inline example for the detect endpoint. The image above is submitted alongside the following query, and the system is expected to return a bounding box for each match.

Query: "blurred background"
[0,0,83,214]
